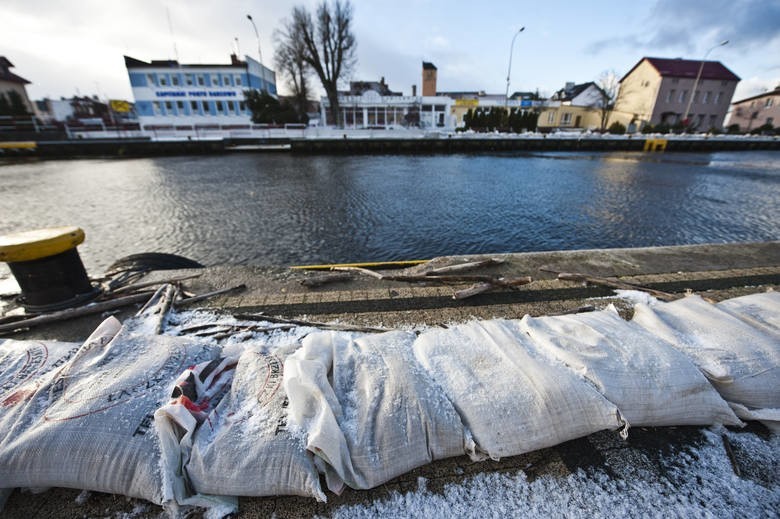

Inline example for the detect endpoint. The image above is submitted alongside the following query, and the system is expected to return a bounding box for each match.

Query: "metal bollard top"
[0,226,86,263]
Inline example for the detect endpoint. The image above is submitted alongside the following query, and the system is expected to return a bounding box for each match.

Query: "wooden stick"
[425,258,504,275]
[331,266,384,279]
[721,434,741,477]
[0,292,154,334]
[175,284,246,307]
[555,272,677,301]
[453,282,495,299]
[111,273,202,294]
[233,313,389,333]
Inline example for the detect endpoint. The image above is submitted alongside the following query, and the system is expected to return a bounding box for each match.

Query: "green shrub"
[608,121,626,134]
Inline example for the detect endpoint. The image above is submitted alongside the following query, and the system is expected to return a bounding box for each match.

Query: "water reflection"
[0,151,778,272]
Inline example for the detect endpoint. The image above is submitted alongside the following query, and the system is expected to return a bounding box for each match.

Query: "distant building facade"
[321,64,454,129]
[0,57,34,114]
[124,54,276,131]
[611,57,739,131]
[728,86,779,131]
[537,82,608,131]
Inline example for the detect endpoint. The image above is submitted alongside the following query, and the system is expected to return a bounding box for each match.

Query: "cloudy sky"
[2,0,779,103]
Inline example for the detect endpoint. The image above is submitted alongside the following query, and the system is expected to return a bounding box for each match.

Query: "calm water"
[0,151,778,273]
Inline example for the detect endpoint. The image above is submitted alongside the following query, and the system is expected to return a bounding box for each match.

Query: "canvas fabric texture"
[716,291,780,337]
[413,319,626,460]
[517,306,741,427]
[164,344,326,501]
[0,315,220,505]
[631,295,780,414]
[284,330,467,492]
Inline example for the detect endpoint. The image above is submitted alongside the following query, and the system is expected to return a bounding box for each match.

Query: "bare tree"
[274,18,312,120]
[596,70,620,131]
[287,0,357,127]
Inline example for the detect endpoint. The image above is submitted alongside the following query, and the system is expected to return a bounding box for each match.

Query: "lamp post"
[505,26,525,110]
[683,39,728,130]
[246,14,267,92]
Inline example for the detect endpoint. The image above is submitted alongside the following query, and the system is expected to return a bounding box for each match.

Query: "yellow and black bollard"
[0,226,100,311]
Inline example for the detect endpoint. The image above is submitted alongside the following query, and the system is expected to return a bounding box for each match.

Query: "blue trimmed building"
[124,54,276,132]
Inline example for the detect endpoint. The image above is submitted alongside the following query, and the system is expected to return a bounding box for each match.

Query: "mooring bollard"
[0,226,100,311]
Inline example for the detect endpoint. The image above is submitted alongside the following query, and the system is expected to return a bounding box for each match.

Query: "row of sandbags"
[0,289,777,516]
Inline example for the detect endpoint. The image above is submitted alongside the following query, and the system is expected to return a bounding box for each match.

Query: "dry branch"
[424,258,504,275]
[552,271,677,301]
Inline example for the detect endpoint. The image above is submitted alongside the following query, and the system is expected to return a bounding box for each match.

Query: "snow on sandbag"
[285,330,467,492]
[156,344,325,506]
[717,291,780,337]
[413,320,626,461]
[0,309,221,505]
[516,306,741,427]
[1,339,81,409]
[631,295,780,415]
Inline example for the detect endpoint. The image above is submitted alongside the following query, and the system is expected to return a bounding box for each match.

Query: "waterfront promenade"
[2,242,779,517]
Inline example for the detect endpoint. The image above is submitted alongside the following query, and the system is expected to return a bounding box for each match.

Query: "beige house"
[537,82,607,131]
[0,57,34,114]
[728,86,779,131]
[611,57,739,131]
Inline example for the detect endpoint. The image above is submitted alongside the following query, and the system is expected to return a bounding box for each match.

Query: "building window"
[697,114,705,127]
[176,101,185,111]
[766,98,775,108]
[165,101,173,112]
[666,89,676,103]
[147,74,156,86]
[197,75,205,86]
[703,91,711,104]
[190,100,198,111]
[767,117,774,125]
[185,74,194,86]
[694,91,700,104]
[239,101,247,112]
[223,75,232,86]
[547,111,556,124]
[721,80,728,86]
[671,78,679,84]
[153,101,162,115]
[172,75,180,86]
[203,102,210,114]
[679,90,687,103]
[212,74,220,86]
[561,112,572,125]
[715,91,723,103]
[709,115,717,128]
[159,75,169,86]
[235,75,243,86]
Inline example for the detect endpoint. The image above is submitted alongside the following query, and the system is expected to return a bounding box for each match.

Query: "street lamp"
[505,26,525,109]
[246,14,267,92]
[683,39,728,129]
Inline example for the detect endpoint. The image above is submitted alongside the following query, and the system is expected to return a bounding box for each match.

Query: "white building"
[124,54,276,133]
[320,77,455,130]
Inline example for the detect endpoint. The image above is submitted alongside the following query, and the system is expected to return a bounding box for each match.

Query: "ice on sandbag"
[413,320,625,461]
[0,288,221,506]
[285,330,467,492]
[632,295,780,414]
[156,344,325,504]
[717,291,780,337]
[1,338,80,409]
[517,306,741,427]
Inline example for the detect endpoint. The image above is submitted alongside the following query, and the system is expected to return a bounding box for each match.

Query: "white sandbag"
[156,344,325,504]
[0,314,220,505]
[717,291,780,337]
[517,306,741,427]
[631,295,780,412]
[285,330,467,491]
[1,338,80,410]
[413,320,625,461]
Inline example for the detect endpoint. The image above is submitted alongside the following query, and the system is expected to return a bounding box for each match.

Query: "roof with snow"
[0,56,31,85]
[621,57,740,83]
[551,82,606,102]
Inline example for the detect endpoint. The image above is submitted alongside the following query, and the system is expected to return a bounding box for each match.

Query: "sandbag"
[0,313,220,505]
[631,295,780,413]
[517,306,741,427]
[285,330,467,491]
[1,338,80,410]
[717,291,780,337]
[413,319,625,460]
[156,344,325,504]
